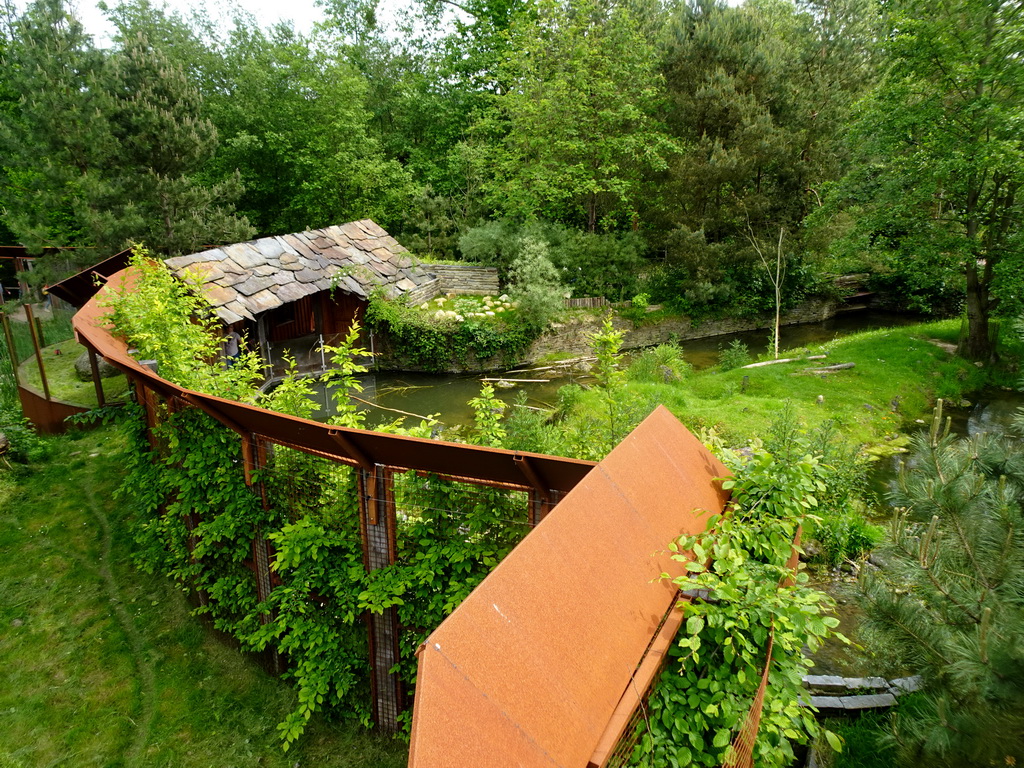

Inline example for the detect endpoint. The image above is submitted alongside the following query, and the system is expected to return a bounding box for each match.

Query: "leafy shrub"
[555,382,584,417]
[812,510,885,568]
[626,343,691,383]
[631,445,845,767]
[0,403,48,463]
[508,238,565,333]
[459,218,645,300]
[718,339,751,370]
[365,292,535,372]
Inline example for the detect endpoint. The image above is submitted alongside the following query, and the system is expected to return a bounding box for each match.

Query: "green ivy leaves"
[630,444,847,768]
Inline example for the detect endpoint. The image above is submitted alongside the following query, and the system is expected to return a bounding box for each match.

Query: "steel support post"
[358,464,402,733]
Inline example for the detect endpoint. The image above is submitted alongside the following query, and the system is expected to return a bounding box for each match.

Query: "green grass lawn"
[17,338,130,407]
[0,424,408,768]
[608,319,993,447]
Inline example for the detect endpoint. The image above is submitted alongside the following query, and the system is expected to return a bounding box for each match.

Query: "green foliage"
[321,323,371,429]
[100,246,263,400]
[717,340,751,371]
[469,0,677,232]
[824,0,1024,361]
[459,218,646,300]
[650,0,876,319]
[812,511,885,569]
[630,444,843,767]
[0,401,48,463]
[259,356,320,420]
[507,238,564,334]
[206,21,413,234]
[365,292,535,372]
[762,409,882,570]
[468,383,507,447]
[626,343,691,384]
[0,0,252,261]
[858,403,1024,766]
[816,710,898,768]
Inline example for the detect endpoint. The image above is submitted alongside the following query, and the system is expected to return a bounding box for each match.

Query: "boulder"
[74,352,121,382]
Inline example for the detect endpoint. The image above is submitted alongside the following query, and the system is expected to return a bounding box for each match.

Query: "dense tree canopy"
[1,0,1020,348]
[825,0,1024,360]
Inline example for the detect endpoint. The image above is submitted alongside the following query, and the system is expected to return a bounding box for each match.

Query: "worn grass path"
[0,424,407,767]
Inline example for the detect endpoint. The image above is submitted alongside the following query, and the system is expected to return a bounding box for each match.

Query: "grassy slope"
[610,320,993,446]
[17,338,130,407]
[0,425,407,768]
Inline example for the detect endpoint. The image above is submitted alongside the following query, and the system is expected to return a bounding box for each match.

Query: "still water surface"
[308,309,922,428]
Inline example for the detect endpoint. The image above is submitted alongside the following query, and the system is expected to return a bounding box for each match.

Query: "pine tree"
[0,0,118,260]
[102,24,253,254]
[0,0,252,276]
[859,402,1024,766]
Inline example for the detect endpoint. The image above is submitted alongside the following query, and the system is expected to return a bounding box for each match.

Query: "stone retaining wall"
[428,265,500,296]
[403,278,442,306]
[524,298,839,363]
[371,296,845,373]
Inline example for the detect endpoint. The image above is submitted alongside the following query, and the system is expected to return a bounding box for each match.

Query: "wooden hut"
[164,220,439,375]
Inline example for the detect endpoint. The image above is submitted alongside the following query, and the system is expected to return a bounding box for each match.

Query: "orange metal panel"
[409,407,730,768]
[16,385,89,434]
[71,267,596,492]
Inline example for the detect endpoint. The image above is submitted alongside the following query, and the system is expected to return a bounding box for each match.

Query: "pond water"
[306,309,923,429]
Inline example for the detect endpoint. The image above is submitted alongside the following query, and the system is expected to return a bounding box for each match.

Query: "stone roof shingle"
[165,220,435,324]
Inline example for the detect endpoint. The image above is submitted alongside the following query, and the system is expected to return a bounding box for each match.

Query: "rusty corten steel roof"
[408,406,730,768]
[72,267,595,492]
[164,220,437,325]
[45,249,132,308]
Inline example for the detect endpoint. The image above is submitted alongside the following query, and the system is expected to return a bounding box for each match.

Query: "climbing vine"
[104,250,547,747]
[629,445,845,767]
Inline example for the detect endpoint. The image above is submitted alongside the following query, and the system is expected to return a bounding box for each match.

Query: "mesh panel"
[392,471,532,566]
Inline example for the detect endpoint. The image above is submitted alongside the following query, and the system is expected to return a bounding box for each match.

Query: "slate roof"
[164,220,435,325]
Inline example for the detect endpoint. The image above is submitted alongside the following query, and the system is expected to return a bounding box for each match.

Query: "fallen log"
[803,362,855,374]
[479,377,550,383]
[740,354,827,369]
[349,394,438,423]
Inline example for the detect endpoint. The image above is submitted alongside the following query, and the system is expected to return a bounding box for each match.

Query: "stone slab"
[840,693,897,710]
[253,236,285,259]
[235,275,278,296]
[803,675,847,693]
[844,677,889,692]
[807,696,845,713]
[294,268,320,284]
[247,288,282,314]
[890,676,922,695]
[276,281,313,303]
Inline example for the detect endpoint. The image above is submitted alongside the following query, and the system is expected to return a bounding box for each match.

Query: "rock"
[74,352,120,382]
[840,693,897,710]
[11,618,23,627]
[868,551,890,569]
[803,674,847,693]
[660,365,679,383]
[889,676,922,695]
[802,540,822,560]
